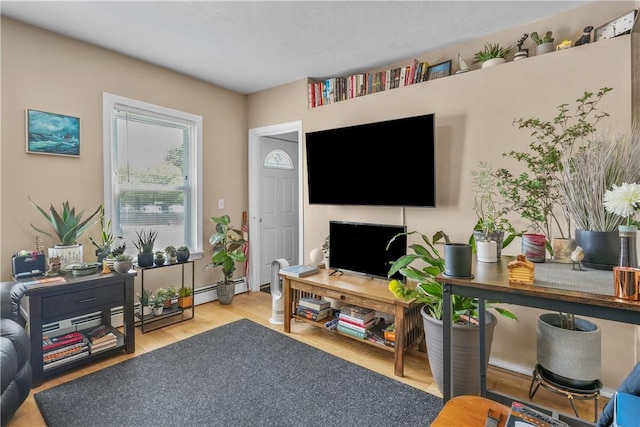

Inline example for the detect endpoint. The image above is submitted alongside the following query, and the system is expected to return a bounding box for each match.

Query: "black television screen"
[329,221,407,280]
[306,114,435,207]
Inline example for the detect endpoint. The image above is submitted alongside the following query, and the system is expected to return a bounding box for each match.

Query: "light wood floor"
[9,291,607,426]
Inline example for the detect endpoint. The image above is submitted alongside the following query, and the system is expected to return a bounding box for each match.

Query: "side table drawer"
[42,283,124,319]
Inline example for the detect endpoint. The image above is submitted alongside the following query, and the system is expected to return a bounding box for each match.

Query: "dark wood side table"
[18,271,136,386]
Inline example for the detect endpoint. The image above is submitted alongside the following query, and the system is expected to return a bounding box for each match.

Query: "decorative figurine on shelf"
[102,258,111,274]
[556,39,573,50]
[575,26,593,46]
[456,53,470,74]
[571,246,586,271]
[508,255,535,285]
[514,33,529,61]
[45,256,62,276]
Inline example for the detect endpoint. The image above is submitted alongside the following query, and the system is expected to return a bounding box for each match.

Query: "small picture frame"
[426,60,452,81]
[26,109,80,157]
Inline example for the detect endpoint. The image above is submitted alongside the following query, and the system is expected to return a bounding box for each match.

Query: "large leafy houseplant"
[205,215,247,304]
[29,197,101,246]
[495,87,613,247]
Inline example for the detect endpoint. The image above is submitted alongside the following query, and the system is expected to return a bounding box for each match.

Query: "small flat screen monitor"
[329,221,407,280]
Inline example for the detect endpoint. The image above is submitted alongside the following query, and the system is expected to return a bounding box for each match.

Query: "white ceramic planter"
[536,42,554,55]
[481,58,506,68]
[48,244,83,271]
[477,240,498,263]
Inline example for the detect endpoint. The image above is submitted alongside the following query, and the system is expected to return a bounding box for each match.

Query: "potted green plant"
[176,245,190,263]
[473,43,513,68]
[204,215,247,305]
[151,292,166,316]
[113,253,133,274]
[164,286,178,307]
[29,197,102,269]
[496,87,613,263]
[530,30,554,55]
[178,286,193,309]
[137,288,153,316]
[470,161,517,261]
[387,230,516,396]
[133,229,158,267]
[154,251,166,266]
[165,245,177,263]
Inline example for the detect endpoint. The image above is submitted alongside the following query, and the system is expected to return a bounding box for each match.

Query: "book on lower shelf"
[339,305,375,323]
[43,331,85,352]
[85,324,113,343]
[296,306,332,321]
[280,264,319,278]
[43,350,89,371]
[505,401,568,427]
[43,341,88,364]
[89,337,119,354]
[337,323,367,339]
[298,297,330,311]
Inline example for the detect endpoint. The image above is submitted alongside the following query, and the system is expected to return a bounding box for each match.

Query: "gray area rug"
[35,319,442,426]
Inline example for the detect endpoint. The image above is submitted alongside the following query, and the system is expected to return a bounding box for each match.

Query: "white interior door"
[259,137,299,286]
[248,121,303,292]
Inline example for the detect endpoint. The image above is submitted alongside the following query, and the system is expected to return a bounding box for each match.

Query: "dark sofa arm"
[0,282,28,324]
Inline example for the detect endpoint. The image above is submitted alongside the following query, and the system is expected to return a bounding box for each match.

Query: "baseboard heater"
[38,277,248,336]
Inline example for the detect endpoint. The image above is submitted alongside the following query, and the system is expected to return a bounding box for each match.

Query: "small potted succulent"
[133,229,158,267]
[176,246,190,263]
[152,293,166,316]
[113,253,133,274]
[154,251,166,266]
[165,245,177,263]
[473,43,512,68]
[178,286,193,309]
[138,288,153,316]
[531,30,554,55]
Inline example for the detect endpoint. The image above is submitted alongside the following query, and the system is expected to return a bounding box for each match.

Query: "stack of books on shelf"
[42,331,89,371]
[308,58,431,108]
[296,297,331,321]
[337,305,376,339]
[85,324,118,354]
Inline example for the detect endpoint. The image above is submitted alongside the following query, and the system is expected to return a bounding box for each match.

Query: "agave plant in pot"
[387,230,517,396]
[473,42,512,69]
[29,197,102,270]
[204,215,247,305]
[133,229,158,268]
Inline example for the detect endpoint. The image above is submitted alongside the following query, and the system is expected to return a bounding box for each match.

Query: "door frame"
[248,120,304,292]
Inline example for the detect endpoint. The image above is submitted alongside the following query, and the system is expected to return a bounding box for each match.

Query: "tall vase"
[613,225,640,300]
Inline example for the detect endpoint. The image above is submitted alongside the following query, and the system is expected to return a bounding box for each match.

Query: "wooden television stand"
[281,268,423,377]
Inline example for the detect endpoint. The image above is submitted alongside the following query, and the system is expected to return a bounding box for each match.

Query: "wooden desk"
[437,257,640,426]
[281,269,423,377]
[431,395,510,427]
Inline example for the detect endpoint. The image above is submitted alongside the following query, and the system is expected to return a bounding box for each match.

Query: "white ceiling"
[1,1,592,95]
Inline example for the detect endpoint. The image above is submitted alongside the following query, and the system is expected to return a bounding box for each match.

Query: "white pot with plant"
[473,43,512,69]
[29,197,101,270]
[138,288,153,316]
[470,161,517,262]
[387,230,517,396]
[531,31,554,55]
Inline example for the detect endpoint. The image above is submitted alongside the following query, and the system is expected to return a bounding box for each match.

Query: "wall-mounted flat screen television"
[329,221,407,280]
[306,113,435,207]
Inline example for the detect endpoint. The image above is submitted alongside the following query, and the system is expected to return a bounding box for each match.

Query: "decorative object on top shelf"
[426,60,452,81]
[133,229,157,267]
[164,245,177,263]
[205,215,247,305]
[530,31,554,55]
[387,230,517,396]
[574,26,593,46]
[176,246,190,263]
[29,197,102,270]
[496,88,614,263]
[555,39,572,51]
[514,33,529,61]
[594,9,638,41]
[473,43,513,68]
[456,53,470,74]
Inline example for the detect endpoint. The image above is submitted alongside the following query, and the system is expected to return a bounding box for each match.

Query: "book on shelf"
[90,332,117,346]
[43,331,84,352]
[505,401,568,427]
[43,351,89,371]
[298,297,330,311]
[85,324,113,343]
[89,338,118,354]
[296,306,332,321]
[337,323,367,339]
[21,276,67,286]
[279,264,319,278]
[338,316,375,331]
[43,341,88,363]
[339,305,375,323]
[338,312,375,328]
[338,318,376,334]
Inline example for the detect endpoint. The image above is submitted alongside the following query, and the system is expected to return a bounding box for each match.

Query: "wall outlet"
[218,199,224,209]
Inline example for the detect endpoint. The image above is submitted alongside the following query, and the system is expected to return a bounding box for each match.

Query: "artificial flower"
[603,182,640,226]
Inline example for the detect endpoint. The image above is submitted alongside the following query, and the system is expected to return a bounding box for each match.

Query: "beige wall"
[0,18,249,288]
[247,2,638,388]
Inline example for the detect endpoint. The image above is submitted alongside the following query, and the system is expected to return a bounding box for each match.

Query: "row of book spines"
[336,324,367,339]
[309,59,430,108]
[44,342,88,364]
[296,308,329,321]
[338,315,374,330]
[298,298,330,311]
[339,308,375,323]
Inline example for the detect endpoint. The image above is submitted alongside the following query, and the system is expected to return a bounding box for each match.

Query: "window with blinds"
[103,93,203,258]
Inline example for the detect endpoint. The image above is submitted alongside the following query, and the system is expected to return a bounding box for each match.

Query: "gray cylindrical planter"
[444,243,473,278]
[536,313,601,387]
[422,307,497,396]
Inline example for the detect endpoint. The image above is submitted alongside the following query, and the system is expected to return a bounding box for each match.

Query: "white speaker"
[269,259,289,324]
